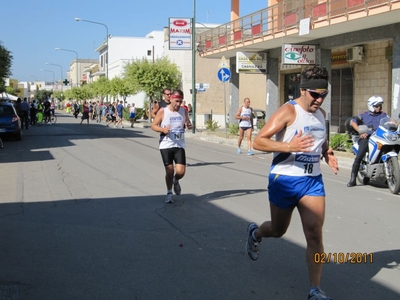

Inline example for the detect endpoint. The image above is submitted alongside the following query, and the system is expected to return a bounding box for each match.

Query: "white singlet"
[271,100,326,176]
[239,106,252,128]
[158,106,187,149]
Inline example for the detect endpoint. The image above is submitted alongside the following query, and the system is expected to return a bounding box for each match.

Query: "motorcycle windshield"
[379,117,398,132]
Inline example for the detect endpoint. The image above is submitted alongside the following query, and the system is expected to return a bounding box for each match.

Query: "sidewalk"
[107,115,355,169]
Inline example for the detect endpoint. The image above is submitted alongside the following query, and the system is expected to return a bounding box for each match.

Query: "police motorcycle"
[346,115,400,194]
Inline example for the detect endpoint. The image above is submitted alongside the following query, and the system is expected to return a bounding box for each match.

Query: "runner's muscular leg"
[297,195,326,287]
[165,164,174,190]
[256,203,294,240]
[174,164,186,181]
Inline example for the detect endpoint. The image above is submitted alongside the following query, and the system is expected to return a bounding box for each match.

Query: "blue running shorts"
[268,174,325,209]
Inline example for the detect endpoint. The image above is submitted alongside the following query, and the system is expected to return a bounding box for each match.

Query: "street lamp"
[74,17,108,79]
[191,0,197,133]
[45,62,63,91]
[55,47,79,87]
[40,69,55,89]
[29,75,37,82]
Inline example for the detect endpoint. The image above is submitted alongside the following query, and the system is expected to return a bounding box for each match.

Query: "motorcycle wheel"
[386,157,400,194]
[357,161,370,185]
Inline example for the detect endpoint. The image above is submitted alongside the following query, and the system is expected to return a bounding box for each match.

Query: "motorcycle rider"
[347,96,389,187]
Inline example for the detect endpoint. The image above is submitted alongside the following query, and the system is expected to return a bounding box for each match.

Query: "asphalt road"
[0,112,399,300]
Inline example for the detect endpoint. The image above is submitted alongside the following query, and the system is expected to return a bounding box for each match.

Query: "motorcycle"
[349,116,400,194]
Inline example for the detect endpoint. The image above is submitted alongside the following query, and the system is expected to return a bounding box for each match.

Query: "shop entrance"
[284,73,301,103]
[331,68,354,133]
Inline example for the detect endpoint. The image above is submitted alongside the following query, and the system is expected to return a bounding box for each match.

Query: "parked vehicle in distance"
[0,101,22,141]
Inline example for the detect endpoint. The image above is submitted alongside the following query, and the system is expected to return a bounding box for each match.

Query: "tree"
[110,77,139,104]
[90,77,110,103]
[5,86,15,95]
[0,42,13,93]
[123,57,181,101]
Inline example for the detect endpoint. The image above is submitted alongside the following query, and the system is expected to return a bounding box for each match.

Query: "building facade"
[196,0,400,132]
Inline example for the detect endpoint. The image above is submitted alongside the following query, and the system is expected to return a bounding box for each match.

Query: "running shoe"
[247,150,254,156]
[165,193,174,204]
[173,177,181,195]
[246,222,261,260]
[308,287,332,300]
[237,148,241,154]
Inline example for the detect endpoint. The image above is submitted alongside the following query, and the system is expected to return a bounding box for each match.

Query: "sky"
[1,0,267,83]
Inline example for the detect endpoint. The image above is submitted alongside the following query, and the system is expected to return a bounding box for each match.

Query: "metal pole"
[75,18,109,100]
[191,0,196,133]
[55,48,79,87]
[45,63,63,92]
[224,81,227,137]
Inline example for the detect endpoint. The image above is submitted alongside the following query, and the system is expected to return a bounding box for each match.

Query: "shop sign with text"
[169,18,192,50]
[282,44,316,65]
[236,52,267,74]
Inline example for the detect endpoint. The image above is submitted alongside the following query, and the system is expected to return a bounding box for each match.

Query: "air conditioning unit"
[346,46,364,62]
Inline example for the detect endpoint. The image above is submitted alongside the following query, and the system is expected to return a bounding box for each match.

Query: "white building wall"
[106,31,165,109]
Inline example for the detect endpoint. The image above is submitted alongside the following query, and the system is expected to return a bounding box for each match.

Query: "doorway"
[284,73,301,103]
[331,68,354,133]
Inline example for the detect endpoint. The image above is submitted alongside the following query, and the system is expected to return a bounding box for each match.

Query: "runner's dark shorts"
[160,147,186,166]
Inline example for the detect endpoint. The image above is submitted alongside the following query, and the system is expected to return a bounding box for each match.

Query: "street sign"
[217,68,231,82]
[218,56,229,68]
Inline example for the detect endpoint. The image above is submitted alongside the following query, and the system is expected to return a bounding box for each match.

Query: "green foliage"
[329,133,352,151]
[205,119,220,131]
[35,89,53,102]
[227,123,239,135]
[5,86,15,95]
[0,43,13,93]
[110,77,138,101]
[257,119,266,130]
[123,57,181,100]
[52,90,65,101]
[135,108,144,120]
[90,77,110,102]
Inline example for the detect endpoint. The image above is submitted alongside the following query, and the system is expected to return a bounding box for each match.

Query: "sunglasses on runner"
[307,89,329,99]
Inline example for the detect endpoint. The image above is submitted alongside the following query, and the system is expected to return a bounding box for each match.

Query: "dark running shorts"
[160,147,186,166]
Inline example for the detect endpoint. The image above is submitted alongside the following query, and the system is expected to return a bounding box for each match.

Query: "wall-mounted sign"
[236,52,267,73]
[169,18,192,50]
[282,44,316,65]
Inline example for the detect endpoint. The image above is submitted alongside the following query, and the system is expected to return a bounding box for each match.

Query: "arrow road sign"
[217,68,231,82]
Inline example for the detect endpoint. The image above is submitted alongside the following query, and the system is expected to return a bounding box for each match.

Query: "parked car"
[0,101,22,141]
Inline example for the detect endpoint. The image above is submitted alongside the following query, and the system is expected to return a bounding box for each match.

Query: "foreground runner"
[247,66,338,300]
[151,89,192,203]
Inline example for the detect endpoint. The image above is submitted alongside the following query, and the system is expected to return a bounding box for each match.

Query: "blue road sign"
[217,68,231,82]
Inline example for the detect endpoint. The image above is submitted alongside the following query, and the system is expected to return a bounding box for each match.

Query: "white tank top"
[239,106,252,128]
[271,100,326,176]
[158,106,187,149]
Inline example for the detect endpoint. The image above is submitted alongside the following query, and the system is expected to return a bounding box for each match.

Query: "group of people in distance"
[71,100,136,128]
[14,96,55,129]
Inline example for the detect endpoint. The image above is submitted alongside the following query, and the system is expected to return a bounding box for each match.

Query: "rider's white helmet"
[367,96,384,112]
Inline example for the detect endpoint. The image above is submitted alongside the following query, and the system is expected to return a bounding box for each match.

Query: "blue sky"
[2,0,267,83]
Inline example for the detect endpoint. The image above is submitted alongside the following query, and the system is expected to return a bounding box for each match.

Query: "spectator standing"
[30,100,37,126]
[20,97,30,130]
[129,103,136,128]
[235,97,254,155]
[95,101,102,123]
[80,101,90,125]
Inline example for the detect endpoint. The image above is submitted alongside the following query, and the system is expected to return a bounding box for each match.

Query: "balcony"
[197,0,400,58]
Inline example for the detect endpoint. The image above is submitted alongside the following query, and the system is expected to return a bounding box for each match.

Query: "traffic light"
[63,79,70,86]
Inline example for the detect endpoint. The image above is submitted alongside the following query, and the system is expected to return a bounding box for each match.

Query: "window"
[147,50,152,56]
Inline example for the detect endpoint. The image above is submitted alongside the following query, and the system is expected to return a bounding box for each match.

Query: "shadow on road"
[0,193,399,299]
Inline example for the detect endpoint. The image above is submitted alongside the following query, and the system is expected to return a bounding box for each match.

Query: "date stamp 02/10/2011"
[314,252,374,264]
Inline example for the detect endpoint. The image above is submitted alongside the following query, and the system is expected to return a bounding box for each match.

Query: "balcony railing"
[197,0,400,55]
